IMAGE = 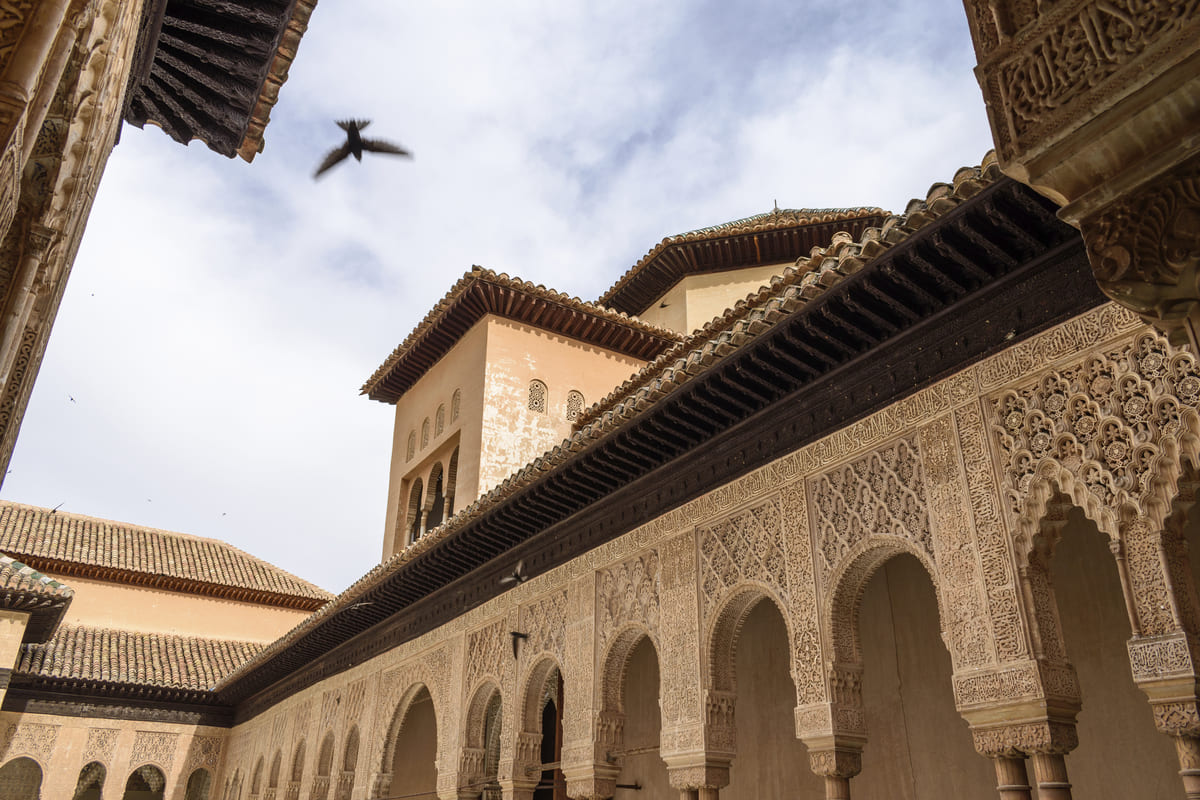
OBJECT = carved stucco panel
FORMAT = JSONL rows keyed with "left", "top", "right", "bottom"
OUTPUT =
{"left": 780, "top": 478, "right": 822, "bottom": 707}
{"left": 82, "top": 727, "right": 119, "bottom": 764}
{"left": 1, "top": 722, "right": 58, "bottom": 763}
{"left": 658, "top": 530, "right": 702, "bottom": 755}
{"left": 130, "top": 731, "right": 178, "bottom": 770}
{"left": 597, "top": 550, "right": 661, "bottom": 654}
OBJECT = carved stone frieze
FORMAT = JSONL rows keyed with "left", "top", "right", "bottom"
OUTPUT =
{"left": 1, "top": 721, "right": 58, "bottom": 761}
{"left": 597, "top": 550, "right": 660, "bottom": 653}
{"left": 807, "top": 747, "right": 862, "bottom": 779}
{"left": 466, "top": 620, "right": 508, "bottom": 691}
{"left": 779, "top": 479, "right": 823, "bottom": 707}
{"left": 82, "top": 726, "right": 119, "bottom": 763}
{"left": 520, "top": 590, "right": 566, "bottom": 660}
{"left": 1153, "top": 700, "right": 1200, "bottom": 736}
{"left": 953, "top": 661, "right": 1080, "bottom": 710}
{"left": 811, "top": 435, "right": 930, "bottom": 582}
{"left": 1129, "top": 632, "right": 1200, "bottom": 683}
{"left": 130, "top": 730, "right": 178, "bottom": 769}
{"left": 698, "top": 497, "right": 786, "bottom": 624}
{"left": 185, "top": 735, "right": 223, "bottom": 772}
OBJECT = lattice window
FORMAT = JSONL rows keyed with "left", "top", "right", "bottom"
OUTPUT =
{"left": 529, "top": 380, "right": 547, "bottom": 413}
{"left": 435, "top": 404, "right": 445, "bottom": 436}
{"left": 406, "top": 431, "right": 416, "bottom": 462}
{"left": 451, "top": 389, "right": 461, "bottom": 421}
{"left": 565, "top": 390, "right": 584, "bottom": 421}
{"left": 421, "top": 418, "right": 430, "bottom": 449}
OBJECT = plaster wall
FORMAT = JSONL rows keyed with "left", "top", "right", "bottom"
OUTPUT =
{"left": 44, "top": 574, "right": 312, "bottom": 643}
{"left": 0, "top": 711, "right": 226, "bottom": 800}
{"left": 383, "top": 320, "right": 489, "bottom": 559}
{"left": 634, "top": 264, "right": 790, "bottom": 334}
{"left": 478, "top": 317, "right": 646, "bottom": 496}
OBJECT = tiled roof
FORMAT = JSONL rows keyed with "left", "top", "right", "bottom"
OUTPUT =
{"left": 220, "top": 152, "right": 1033, "bottom": 699}
{"left": 0, "top": 554, "right": 74, "bottom": 643}
{"left": 362, "top": 267, "right": 684, "bottom": 404}
{"left": 0, "top": 554, "right": 73, "bottom": 601}
{"left": 0, "top": 502, "right": 333, "bottom": 610}
{"left": 577, "top": 163, "right": 996, "bottom": 427}
{"left": 16, "top": 625, "right": 263, "bottom": 691}
{"left": 598, "top": 206, "right": 890, "bottom": 316}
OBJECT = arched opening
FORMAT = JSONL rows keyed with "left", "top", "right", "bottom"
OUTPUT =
{"left": 336, "top": 725, "right": 359, "bottom": 800}
{"left": 482, "top": 691, "right": 502, "bottom": 800}
{"left": 436, "top": 404, "right": 446, "bottom": 436}
{"left": 268, "top": 751, "right": 281, "bottom": 793}
{"left": 406, "top": 430, "right": 416, "bottom": 461}
{"left": 250, "top": 756, "right": 264, "bottom": 798}
{"left": 451, "top": 389, "right": 462, "bottom": 421}
{"left": 854, "top": 553, "right": 993, "bottom": 798}
{"left": 524, "top": 663, "right": 564, "bottom": 800}
{"left": 185, "top": 768, "right": 212, "bottom": 800}
{"left": 421, "top": 418, "right": 431, "bottom": 449}
{"left": 0, "top": 757, "right": 43, "bottom": 800}
{"left": 426, "top": 462, "right": 446, "bottom": 531}
{"left": 611, "top": 635, "right": 670, "bottom": 797}
{"left": 310, "top": 732, "right": 334, "bottom": 800}
{"left": 720, "top": 598, "right": 821, "bottom": 799}
{"left": 289, "top": 739, "right": 306, "bottom": 794}
{"left": 565, "top": 390, "right": 584, "bottom": 421}
{"left": 407, "top": 478, "right": 424, "bottom": 543}
{"left": 388, "top": 685, "right": 439, "bottom": 800}
{"left": 1045, "top": 506, "right": 1179, "bottom": 796}
{"left": 123, "top": 764, "right": 166, "bottom": 800}
{"left": 446, "top": 447, "right": 460, "bottom": 517}
{"left": 73, "top": 761, "right": 105, "bottom": 800}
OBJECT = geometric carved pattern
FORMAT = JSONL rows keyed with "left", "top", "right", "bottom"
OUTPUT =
{"left": 83, "top": 727, "right": 120, "bottom": 763}
{"left": 466, "top": 620, "right": 508, "bottom": 690}
{"left": 185, "top": 735, "right": 223, "bottom": 772}
{"left": 1, "top": 722, "right": 58, "bottom": 762}
{"left": 521, "top": 591, "right": 567, "bottom": 660}
{"left": 698, "top": 498, "right": 787, "bottom": 621}
{"left": 810, "top": 435, "right": 930, "bottom": 582}
{"left": 597, "top": 550, "right": 660, "bottom": 652}
{"left": 130, "top": 731, "right": 178, "bottom": 770}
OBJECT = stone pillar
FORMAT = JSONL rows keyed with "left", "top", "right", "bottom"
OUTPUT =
{"left": 0, "top": 223, "right": 54, "bottom": 387}
{"left": 0, "top": 0, "right": 72, "bottom": 110}
{"left": 1175, "top": 735, "right": 1200, "bottom": 800}
{"left": 992, "top": 755, "right": 1033, "bottom": 800}
{"left": 21, "top": 12, "right": 78, "bottom": 164}
{"left": 970, "top": 719, "right": 1077, "bottom": 800}
{"left": 1129, "top": 633, "right": 1200, "bottom": 800}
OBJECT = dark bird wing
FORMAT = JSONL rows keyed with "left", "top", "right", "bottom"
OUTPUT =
{"left": 338, "top": 119, "right": 370, "bottom": 132}
{"left": 314, "top": 142, "right": 352, "bottom": 177}
{"left": 362, "top": 138, "right": 412, "bottom": 158}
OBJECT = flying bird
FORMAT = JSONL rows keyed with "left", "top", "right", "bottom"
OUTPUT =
{"left": 499, "top": 560, "right": 527, "bottom": 586}
{"left": 510, "top": 631, "right": 529, "bottom": 659}
{"left": 313, "top": 119, "right": 411, "bottom": 178}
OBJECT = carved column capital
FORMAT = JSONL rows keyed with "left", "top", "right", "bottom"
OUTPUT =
{"left": 1081, "top": 154, "right": 1200, "bottom": 350}
{"left": 806, "top": 746, "right": 862, "bottom": 780}
{"left": 665, "top": 761, "right": 730, "bottom": 792}
{"left": 971, "top": 719, "right": 1078, "bottom": 759}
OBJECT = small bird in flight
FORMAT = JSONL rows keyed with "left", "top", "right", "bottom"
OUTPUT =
{"left": 314, "top": 119, "right": 411, "bottom": 178}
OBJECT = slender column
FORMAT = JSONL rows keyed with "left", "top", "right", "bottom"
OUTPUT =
{"left": 678, "top": 791, "right": 698, "bottom": 800}
{"left": 1176, "top": 735, "right": 1200, "bottom": 800}
{"left": 992, "top": 756, "right": 1033, "bottom": 800}
{"left": 21, "top": 16, "right": 78, "bottom": 164}
{"left": 1030, "top": 752, "right": 1072, "bottom": 800}
{"left": 0, "top": 0, "right": 72, "bottom": 105}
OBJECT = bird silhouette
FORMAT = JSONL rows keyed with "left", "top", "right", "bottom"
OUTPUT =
{"left": 314, "top": 119, "right": 411, "bottom": 178}
{"left": 499, "top": 560, "right": 528, "bottom": 586}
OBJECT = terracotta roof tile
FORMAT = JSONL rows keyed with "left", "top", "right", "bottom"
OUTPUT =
{"left": 0, "top": 554, "right": 73, "bottom": 601}
{"left": 362, "top": 267, "right": 683, "bottom": 403}
{"left": 0, "top": 502, "right": 333, "bottom": 609}
{"left": 16, "top": 625, "right": 264, "bottom": 691}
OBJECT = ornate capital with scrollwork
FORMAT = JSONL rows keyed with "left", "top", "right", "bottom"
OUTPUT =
{"left": 807, "top": 746, "right": 862, "bottom": 780}
{"left": 971, "top": 719, "right": 1079, "bottom": 759}
{"left": 1081, "top": 155, "right": 1200, "bottom": 348}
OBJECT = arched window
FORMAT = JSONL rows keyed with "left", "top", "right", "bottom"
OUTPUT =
{"left": 74, "top": 761, "right": 106, "bottom": 800}
{"left": 451, "top": 389, "right": 462, "bottom": 421}
{"left": 310, "top": 732, "right": 334, "bottom": 800}
{"left": 126, "top": 765, "right": 166, "bottom": 800}
{"left": 435, "top": 404, "right": 445, "bottom": 436}
{"left": 421, "top": 418, "right": 430, "bottom": 449}
{"left": 336, "top": 727, "right": 359, "bottom": 800}
{"left": 250, "top": 757, "right": 264, "bottom": 797}
{"left": 268, "top": 751, "right": 282, "bottom": 790}
{"left": 528, "top": 380, "right": 547, "bottom": 413}
{"left": 446, "top": 447, "right": 459, "bottom": 518}
{"left": 565, "top": 390, "right": 584, "bottom": 421}
{"left": 290, "top": 739, "right": 306, "bottom": 787}
{"left": 426, "top": 464, "right": 445, "bottom": 531}
{"left": 406, "top": 431, "right": 416, "bottom": 462}
{"left": 185, "top": 768, "right": 212, "bottom": 800}
{"left": 407, "top": 479, "right": 424, "bottom": 543}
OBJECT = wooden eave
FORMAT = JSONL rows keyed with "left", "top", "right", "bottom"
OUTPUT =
{"left": 363, "top": 274, "right": 683, "bottom": 404}
{"left": 601, "top": 213, "right": 890, "bottom": 316}
{"left": 219, "top": 176, "right": 1104, "bottom": 718}
{"left": 3, "top": 675, "right": 235, "bottom": 726}
{"left": 6, "top": 554, "right": 328, "bottom": 612}
{"left": 123, "top": 0, "right": 315, "bottom": 161}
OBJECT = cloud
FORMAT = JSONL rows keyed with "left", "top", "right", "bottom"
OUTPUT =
{"left": 5, "top": 0, "right": 998, "bottom": 593}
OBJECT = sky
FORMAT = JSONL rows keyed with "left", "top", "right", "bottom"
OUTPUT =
{"left": 1, "top": 1, "right": 995, "bottom": 595}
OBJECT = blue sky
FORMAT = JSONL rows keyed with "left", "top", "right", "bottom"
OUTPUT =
{"left": 2, "top": 1, "right": 994, "bottom": 593}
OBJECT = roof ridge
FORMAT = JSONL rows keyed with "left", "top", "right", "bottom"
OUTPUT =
{"left": 361, "top": 266, "right": 684, "bottom": 402}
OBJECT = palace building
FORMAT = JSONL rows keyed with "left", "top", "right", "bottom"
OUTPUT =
{"left": 1, "top": 2, "right": 1200, "bottom": 800}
